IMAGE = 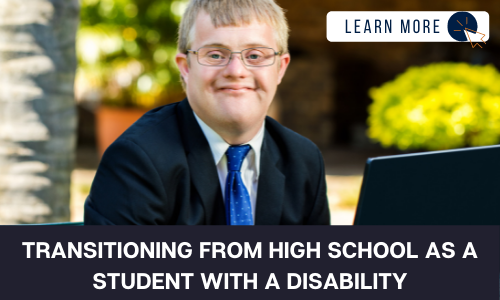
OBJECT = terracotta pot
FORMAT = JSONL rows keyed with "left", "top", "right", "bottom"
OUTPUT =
{"left": 95, "top": 106, "right": 149, "bottom": 157}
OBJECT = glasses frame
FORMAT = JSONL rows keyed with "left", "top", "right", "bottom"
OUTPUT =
{"left": 186, "top": 46, "right": 283, "bottom": 67}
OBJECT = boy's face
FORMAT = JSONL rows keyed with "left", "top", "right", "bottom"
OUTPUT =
{"left": 176, "top": 12, "right": 290, "bottom": 134}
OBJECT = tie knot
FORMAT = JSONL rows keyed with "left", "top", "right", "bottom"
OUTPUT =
{"left": 226, "top": 145, "right": 251, "bottom": 171}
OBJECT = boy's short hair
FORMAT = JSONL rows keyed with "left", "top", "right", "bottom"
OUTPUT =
{"left": 178, "top": 0, "right": 289, "bottom": 54}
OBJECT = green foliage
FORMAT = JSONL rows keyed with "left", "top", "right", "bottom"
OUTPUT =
{"left": 77, "top": 0, "right": 188, "bottom": 108}
{"left": 367, "top": 63, "right": 500, "bottom": 150}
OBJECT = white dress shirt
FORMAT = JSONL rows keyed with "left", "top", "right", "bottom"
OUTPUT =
{"left": 193, "top": 112, "right": 265, "bottom": 222}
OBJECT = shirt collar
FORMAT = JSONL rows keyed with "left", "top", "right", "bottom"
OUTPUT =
{"left": 193, "top": 112, "right": 265, "bottom": 175}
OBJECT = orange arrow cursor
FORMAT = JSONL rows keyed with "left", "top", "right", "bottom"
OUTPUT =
{"left": 464, "top": 28, "right": 486, "bottom": 48}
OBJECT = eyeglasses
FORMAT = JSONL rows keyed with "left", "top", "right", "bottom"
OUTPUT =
{"left": 186, "top": 46, "right": 282, "bottom": 67}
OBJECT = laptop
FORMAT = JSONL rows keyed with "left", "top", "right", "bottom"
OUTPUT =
{"left": 353, "top": 145, "right": 500, "bottom": 225}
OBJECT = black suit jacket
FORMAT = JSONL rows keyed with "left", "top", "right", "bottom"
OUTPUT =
{"left": 84, "top": 99, "right": 330, "bottom": 225}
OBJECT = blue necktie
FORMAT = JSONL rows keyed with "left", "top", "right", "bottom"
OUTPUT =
{"left": 225, "top": 145, "right": 253, "bottom": 225}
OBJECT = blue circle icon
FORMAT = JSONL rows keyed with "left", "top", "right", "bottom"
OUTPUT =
{"left": 448, "top": 12, "right": 478, "bottom": 41}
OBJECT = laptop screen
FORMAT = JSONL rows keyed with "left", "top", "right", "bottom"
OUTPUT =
{"left": 354, "top": 145, "right": 500, "bottom": 225}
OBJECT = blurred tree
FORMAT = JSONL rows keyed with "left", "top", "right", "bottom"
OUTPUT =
{"left": 77, "top": 0, "right": 186, "bottom": 108}
{"left": 368, "top": 63, "right": 500, "bottom": 151}
{"left": 0, "top": 0, "right": 79, "bottom": 224}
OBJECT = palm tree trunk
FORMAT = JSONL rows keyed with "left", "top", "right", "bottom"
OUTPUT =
{"left": 0, "top": 0, "right": 79, "bottom": 224}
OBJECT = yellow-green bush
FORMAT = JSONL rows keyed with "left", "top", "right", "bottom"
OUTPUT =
{"left": 368, "top": 63, "right": 500, "bottom": 150}
{"left": 77, "top": 0, "right": 188, "bottom": 108}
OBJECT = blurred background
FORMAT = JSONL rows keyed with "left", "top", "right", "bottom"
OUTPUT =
{"left": 1, "top": 0, "right": 500, "bottom": 224}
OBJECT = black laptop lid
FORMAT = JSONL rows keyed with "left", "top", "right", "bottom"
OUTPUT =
{"left": 354, "top": 145, "right": 500, "bottom": 225}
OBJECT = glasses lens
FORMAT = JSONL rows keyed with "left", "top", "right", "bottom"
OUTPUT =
{"left": 242, "top": 48, "right": 275, "bottom": 66}
{"left": 198, "top": 47, "right": 230, "bottom": 65}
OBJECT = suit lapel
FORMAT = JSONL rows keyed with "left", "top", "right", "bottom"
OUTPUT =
{"left": 177, "top": 99, "right": 226, "bottom": 225}
{"left": 255, "top": 129, "right": 285, "bottom": 225}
